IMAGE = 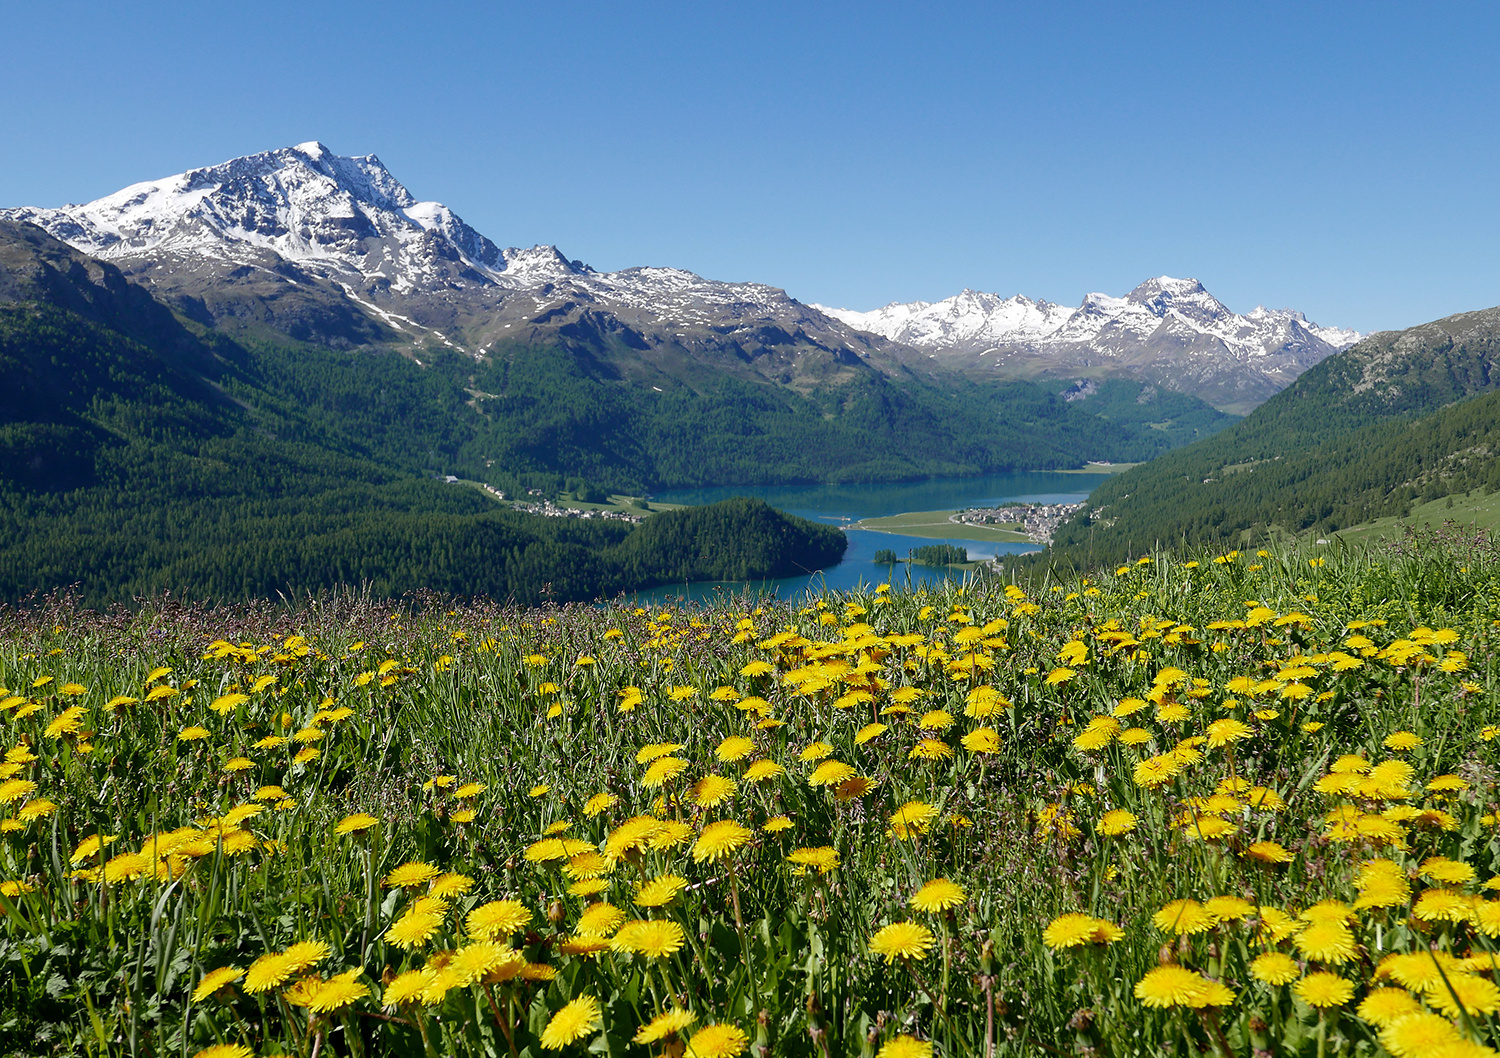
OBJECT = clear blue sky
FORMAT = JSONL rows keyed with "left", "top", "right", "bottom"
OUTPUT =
{"left": 4, "top": 1, "right": 1497, "bottom": 333}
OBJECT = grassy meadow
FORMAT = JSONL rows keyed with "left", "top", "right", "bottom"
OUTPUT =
{"left": 3, "top": 523, "right": 1500, "bottom": 1057}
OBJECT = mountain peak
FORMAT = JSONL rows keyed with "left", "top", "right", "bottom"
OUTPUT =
{"left": 2, "top": 142, "right": 514, "bottom": 294}
{"left": 1127, "top": 275, "right": 1206, "bottom": 301}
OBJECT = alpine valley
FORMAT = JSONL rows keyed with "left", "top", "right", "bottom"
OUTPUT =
{"left": 0, "top": 142, "right": 1362, "bottom": 603}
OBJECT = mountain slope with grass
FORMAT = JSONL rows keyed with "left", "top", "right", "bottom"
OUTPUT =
{"left": 1042, "top": 304, "right": 1500, "bottom": 566}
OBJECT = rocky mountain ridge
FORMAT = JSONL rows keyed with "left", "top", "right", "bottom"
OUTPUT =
{"left": 818, "top": 277, "right": 1361, "bottom": 414}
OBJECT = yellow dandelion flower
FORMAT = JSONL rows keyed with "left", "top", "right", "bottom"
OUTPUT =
{"left": 888, "top": 800, "right": 936, "bottom": 839}
{"left": 910, "top": 878, "right": 965, "bottom": 913}
{"left": 686, "top": 1023, "right": 749, "bottom": 1058}
{"left": 1042, "top": 913, "right": 1123, "bottom": 949}
{"left": 690, "top": 775, "right": 737, "bottom": 807}
{"left": 277, "top": 941, "right": 329, "bottom": 975}
{"left": 192, "top": 966, "right": 246, "bottom": 1001}
{"left": 1412, "top": 888, "right": 1474, "bottom": 924}
{"left": 1249, "top": 951, "right": 1300, "bottom": 985}
{"left": 1205, "top": 718, "right": 1252, "bottom": 747}
{"left": 1379, "top": 1011, "right": 1463, "bottom": 1056}
{"left": 1420, "top": 856, "right": 1476, "bottom": 886}
{"left": 1133, "top": 965, "right": 1217, "bottom": 1008}
{"left": 1424, "top": 973, "right": 1500, "bottom": 1017}
{"left": 1293, "top": 921, "right": 1356, "bottom": 964}
{"left": 716, "top": 736, "right": 755, "bottom": 761}
{"left": 384, "top": 861, "right": 441, "bottom": 889}
{"left": 691, "top": 820, "right": 753, "bottom": 863}
{"left": 1384, "top": 730, "right": 1423, "bottom": 751}
{"left": 1294, "top": 971, "right": 1354, "bottom": 1009}
{"left": 190, "top": 1045, "right": 254, "bottom": 1058}
{"left": 1152, "top": 899, "right": 1216, "bottom": 936}
{"left": 430, "top": 873, "right": 474, "bottom": 899}
{"left": 743, "top": 759, "right": 786, "bottom": 783}
{"left": 386, "top": 913, "right": 443, "bottom": 950}
{"left": 642, "top": 757, "right": 689, "bottom": 788}
{"left": 808, "top": 760, "right": 857, "bottom": 786}
{"left": 877, "top": 1037, "right": 932, "bottom": 1058}
{"left": 635, "top": 874, "right": 689, "bottom": 907}
{"left": 305, "top": 970, "right": 370, "bottom": 1013}
{"left": 576, "top": 902, "right": 625, "bottom": 936}
{"left": 380, "top": 969, "right": 427, "bottom": 1008}
{"left": 798, "top": 741, "right": 834, "bottom": 763}
{"left": 1356, "top": 987, "right": 1422, "bottom": 1027}
{"left": 244, "top": 952, "right": 299, "bottom": 994}
{"left": 1203, "top": 895, "right": 1255, "bottom": 922}
{"left": 869, "top": 921, "right": 935, "bottom": 962}
{"left": 540, "top": 995, "right": 602, "bottom": 1050}
{"left": 634, "top": 1008, "right": 697, "bottom": 1044}
{"left": 961, "top": 727, "right": 1000, "bottom": 753}
{"left": 908, "top": 739, "right": 953, "bottom": 761}
{"left": 612, "top": 919, "right": 686, "bottom": 958}
{"left": 465, "top": 900, "right": 531, "bottom": 940}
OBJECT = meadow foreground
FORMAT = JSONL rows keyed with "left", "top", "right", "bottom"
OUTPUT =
{"left": 2, "top": 527, "right": 1500, "bottom": 1057}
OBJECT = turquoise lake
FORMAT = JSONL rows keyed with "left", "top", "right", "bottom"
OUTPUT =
{"left": 634, "top": 469, "right": 1114, "bottom": 603}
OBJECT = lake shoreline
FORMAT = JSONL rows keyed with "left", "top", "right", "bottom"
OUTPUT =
{"left": 638, "top": 468, "right": 1119, "bottom": 602}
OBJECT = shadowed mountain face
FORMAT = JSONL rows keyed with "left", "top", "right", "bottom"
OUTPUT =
{"left": 2, "top": 143, "right": 913, "bottom": 390}
{"left": 819, "top": 277, "right": 1362, "bottom": 415}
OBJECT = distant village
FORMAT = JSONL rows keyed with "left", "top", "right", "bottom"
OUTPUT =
{"left": 955, "top": 501, "right": 1086, "bottom": 544}
{"left": 443, "top": 477, "right": 647, "bottom": 524}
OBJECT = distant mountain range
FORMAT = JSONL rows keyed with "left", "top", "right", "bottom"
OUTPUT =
{"left": 4, "top": 142, "right": 1358, "bottom": 411}
{"left": 818, "top": 280, "right": 1361, "bottom": 415}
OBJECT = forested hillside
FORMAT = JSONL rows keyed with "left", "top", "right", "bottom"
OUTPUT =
{"left": 1044, "top": 305, "right": 1500, "bottom": 566}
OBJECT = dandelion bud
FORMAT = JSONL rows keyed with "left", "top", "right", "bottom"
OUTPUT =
{"left": 1159, "top": 944, "right": 1177, "bottom": 965}
{"left": 547, "top": 899, "right": 565, "bottom": 926}
{"left": 1176, "top": 934, "right": 1192, "bottom": 960}
{"left": 1249, "top": 1016, "right": 1270, "bottom": 1053}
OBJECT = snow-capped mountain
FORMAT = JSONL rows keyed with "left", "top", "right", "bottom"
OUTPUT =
{"left": 819, "top": 277, "right": 1361, "bottom": 412}
{"left": 3, "top": 143, "right": 1359, "bottom": 410}
{"left": 3, "top": 143, "right": 900, "bottom": 380}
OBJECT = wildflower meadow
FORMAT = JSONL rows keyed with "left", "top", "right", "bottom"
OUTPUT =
{"left": 4, "top": 527, "right": 1500, "bottom": 1057}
